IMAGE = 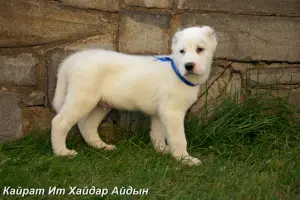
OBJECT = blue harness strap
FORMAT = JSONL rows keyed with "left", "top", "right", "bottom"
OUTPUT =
{"left": 152, "top": 56, "right": 199, "bottom": 87}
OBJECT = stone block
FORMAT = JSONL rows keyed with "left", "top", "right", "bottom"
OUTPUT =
{"left": 22, "top": 107, "right": 55, "bottom": 134}
{"left": 197, "top": 60, "right": 231, "bottom": 98}
{"left": 62, "top": 0, "right": 120, "bottom": 11}
{"left": 263, "top": 63, "right": 300, "bottom": 69}
{"left": 65, "top": 34, "right": 117, "bottom": 51}
{"left": 171, "top": 14, "right": 300, "bottom": 62}
{"left": 119, "top": 111, "right": 150, "bottom": 133}
{"left": 98, "top": 121, "right": 117, "bottom": 143}
{"left": 0, "top": 0, "right": 118, "bottom": 47}
{"left": 190, "top": 69, "right": 242, "bottom": 117}
{"left": 46, "top": 49, "right": 74, "bottom": 105}
{"left": 0, "top": 91, "right": 53, "bottom": 143}
{"left": 0, "top": 92, "right": 22, "bottom": 142}
{"left": 124, "top": 0, "right": 173, "bottom": 9}
{"left": 0, "top": 86, "right": 45, "bottom": 106}
{"left": 247, "top": 68, "right": 300, "bottom": 87}
{"left": 177, "top": 0, "right": 300, "bottom": 16}
{"left": 21, "top": 90, "right": 45, "bottom": 106}
{"left": 231, "top": 63, "right": 254, "bottom": 74}
{"left": 119, "top": 12, "right": 170, "bottom": 54}
{"left": 0, "top": 53, "right": 38, "bottom": 85}
{"left": 250, "top": 88, "right": 300, "bottom": 107}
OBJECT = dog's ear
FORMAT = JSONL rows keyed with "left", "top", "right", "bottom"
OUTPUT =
{"left": 201, "top": 26, "right": 216, "bottom": 39}
{"left": 201, "top": 26, "right": 217, "bottom": 50}
{"left": 172, "top": 30, "right": 182, "bottom": 52}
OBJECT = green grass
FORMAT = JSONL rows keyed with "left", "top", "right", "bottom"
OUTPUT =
{"left": 0, "top": 94, "right": 300, "bottom": 200}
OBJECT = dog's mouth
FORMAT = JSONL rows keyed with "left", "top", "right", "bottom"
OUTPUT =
{"left": 186, "top": 71, "right": 196, "bottom": 75}
{"left": 184, "top": 71, "right": 201, "bottom": 76}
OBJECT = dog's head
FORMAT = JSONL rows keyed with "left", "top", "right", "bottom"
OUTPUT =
{"left": 171, "top": 26, "right": 217, "bottom": 83}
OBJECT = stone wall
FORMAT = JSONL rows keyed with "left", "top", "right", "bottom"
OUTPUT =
{"left": 0, "top": 0, "right": 299, "bottom": 142}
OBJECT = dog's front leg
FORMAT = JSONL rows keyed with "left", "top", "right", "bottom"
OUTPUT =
{"left": 159, "top": 109, "right": 202, "bottom": 166}
{"left": 150, "top": 116, "right": 169, "bottom": 154}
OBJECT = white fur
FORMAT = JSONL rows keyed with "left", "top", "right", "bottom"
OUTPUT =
{"left": 51, "top": 26, "right": 217, "bottom": 166}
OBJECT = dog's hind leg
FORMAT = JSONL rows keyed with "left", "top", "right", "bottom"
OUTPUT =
{"left": 51, "top": 96, "right": 99, "bottom": 156}
{"left": 78, "top": 107, "right": 116, "bottom": 150}
{"left": 150, "top": 116, "right": 169, "bottom": 154}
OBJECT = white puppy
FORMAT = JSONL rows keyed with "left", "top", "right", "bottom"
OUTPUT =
{"left": 51, "top": 26, "right": 217, "bottom": 166}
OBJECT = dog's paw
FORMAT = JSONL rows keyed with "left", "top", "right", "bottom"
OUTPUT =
{"left": 153, "top": 145, "right": 169, "bottom": 154}
{"left": 103, "top": 144, "right": 117, "bottom": 150}
{"left": 54, "top": 149, "right": 78, "bottom": 157}
{"left": 91, "top": 142, "right": 116, "bottom": 150}
{"left": 157, "top": 146, "right": 169, "bottom": 155}
{"left": 187, "top": 157, "right": 202, "bottom": 166}
{"left": 178, "top": 156, "right": 202, "bottom": 166}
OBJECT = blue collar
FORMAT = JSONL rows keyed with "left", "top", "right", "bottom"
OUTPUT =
{"left": 152, "top": 56, "right": 199, "bottom": 87}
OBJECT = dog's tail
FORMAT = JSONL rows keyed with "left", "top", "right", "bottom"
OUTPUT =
{"left": 52, "top": 61, "right": 68, "bottom": 113}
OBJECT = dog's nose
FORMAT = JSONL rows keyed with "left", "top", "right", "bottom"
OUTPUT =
{"left": 185, "top": 62, "right": 195, "bottom": 71}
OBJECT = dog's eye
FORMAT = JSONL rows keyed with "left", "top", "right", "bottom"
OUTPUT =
{"left": 196, "top": 47, "right": 204, "bottom": 54}
{"left": 179, "top": 49, "right": 185, "bottom": 54}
